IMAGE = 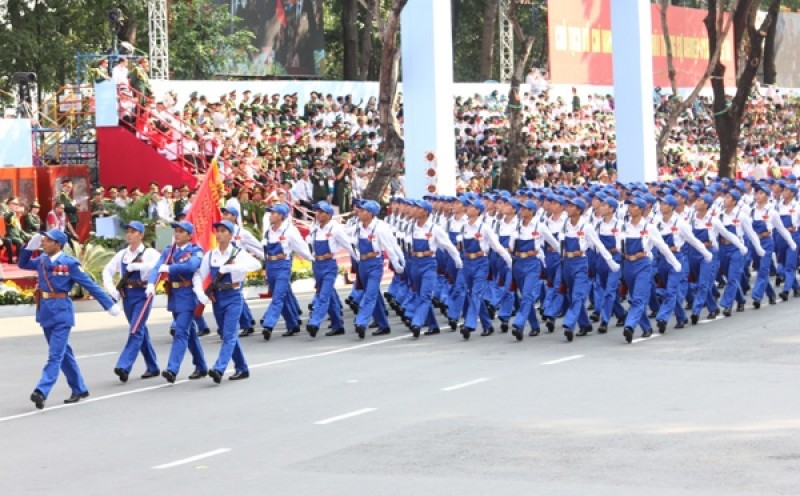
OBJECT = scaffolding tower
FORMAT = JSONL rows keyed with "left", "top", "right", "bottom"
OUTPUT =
{"left": 148, "top": 0, "right": 169, "bottom": 80}
{"left": 498, "top": 0, "right": 514, "bottom": 83}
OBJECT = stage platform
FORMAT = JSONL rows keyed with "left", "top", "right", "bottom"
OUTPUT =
{"left": 0, "top": 263, "right": 38, "bottom": 290}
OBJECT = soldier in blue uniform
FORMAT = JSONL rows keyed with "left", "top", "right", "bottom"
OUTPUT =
{"left": 305, "top": 201, "right": 356, "bottom": 337}
{"left": 194, "top": 220, "right": 260, "bottom": 383}
{"left": 147, "top": 221, "right": 208, "bottom": 383}
{"left": 20, "top": 229, "right": 121, "bottom": 409}
{"left": 102, "top": 221, "right": 162, "bottom": 382}
{"left": 219, "top": 206, "right": 264, "bottom": 337}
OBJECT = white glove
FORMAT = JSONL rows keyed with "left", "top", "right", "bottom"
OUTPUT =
{"left": 454, "top": 258, "right": 463, "bottom": 270}
{"left": 109, "top": 289, "right": 121, "bottom": 301}
{"left": 671, "top": 262, "right": 682, "bottom": 273}
{"left": 26, "top": 233, "right": 42, "bottom": 251}
{"left": 739, "top": 246, "right": 748, "bottom": 257}
{"left": 219, "top": 264, "right": 234, "bottom": 274}
{"left": 107, "top": 303, "right": 122, "bottom": 317}
{"left": 394, "top": 263, "right": 404, "bottom": 275}
{"left": 791, "top": 242, "right": 798, "bottom": 252}
{"left": 608, "top": 260, "right": 620, "bottom": 273}
{"left": 126, "top": 262, "right": 143, "bottom": 271}
{"left": 756, "top": 247, "right": 766, "bottom": 258}
{"left": 197, "top": 293, "right": 210, "bottom": 306}
{"left": 145, "top": 283, "right": 155, "bottom": 297}
{"left": 158, "top": 265, "right": 170, "bottom": 274}
{"left": 703, "top": 251, "right": 713, "bottom": 263}
{"left": 352, "top": 253, "right": 360, "bottom": 263}
{"left": 504, "top": 257, "right": 513, "bottom": 269}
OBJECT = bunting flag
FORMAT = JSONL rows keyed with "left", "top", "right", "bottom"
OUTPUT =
{"left": 275, "top": 0, "right": 287, "bottom": 27}
{"left": 185, "top": 159, "right": 223, "bottom": 252}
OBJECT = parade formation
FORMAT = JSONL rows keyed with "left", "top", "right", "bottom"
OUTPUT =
{"left": 18, "top": 175, "right": 800, "bottom": 410}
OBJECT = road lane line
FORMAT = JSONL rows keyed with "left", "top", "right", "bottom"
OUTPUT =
{"left": 248, "top": 335, "right": 411, "bottom": 370}
{"left": 152, "top": 448, "right": 231, "bottom": 469}
{"left": 314, "top": 408, "right": 376, "bottom": 425}
{"left": 0, "top": 337, "right": 410, "bottom": 424}
{"left": 0, "top": 380, "right": 189, "bottom": 423}
{"left": 441, "top": 378, "right": 490, "bottom": 392}
{"left": 76, "top": 352, "right": 118, "bottom": 359}
{"left": 631, "top": 334, "right": 661, "bottom": 344}
{"left": 542, "top": 355, "right": 584, "bottom": 365}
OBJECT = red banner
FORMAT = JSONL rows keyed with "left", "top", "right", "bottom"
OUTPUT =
{"left": 547, "top": 0, "right": 736, "bottom": 87}
{"left": 185, "top": 160, "right": 222, "bottom": 252}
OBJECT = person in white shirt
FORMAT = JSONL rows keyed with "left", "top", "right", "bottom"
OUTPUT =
{"left": 194, "top": 220, "right": 261, "bottom": 383}
{"left": 456, "top": 198, "right": 512, "bottom": 339}
{"left": 259, "top": 203, "right": 313, "bottom": 339}
{"left": 102, "top": 221, "right": 162, "bottom": 383}
{"left": 351, "top": 200, "right": 405, "bottom": 339}
{"left": 405, "top": 200, "right": 462, "bottom": 338}
{"left": 305, "top": 201, "right": 357, "bottom": 338}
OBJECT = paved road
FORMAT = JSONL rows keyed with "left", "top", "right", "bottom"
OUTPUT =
{"left": 1, "top": 290, "right": 799, "bottom": 495}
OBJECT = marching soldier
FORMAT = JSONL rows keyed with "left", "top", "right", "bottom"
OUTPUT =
{"left": 147, "top": 221, "right": 208, "bottom": 383}
{"left": 20, "top": 229, "right": 121, "bottom": 409}
{"left": 102, "top": 221, "right": 162, "bottom": 382}
{"left": 194, "top": 220, "right": 261, "bottom": 383}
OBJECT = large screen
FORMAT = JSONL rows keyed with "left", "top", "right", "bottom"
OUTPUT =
{"left": 219, "top": 0, "right": 325, "bottom": 77}
{"left": 547, "top": 0, "right": 736, "bottom": 87}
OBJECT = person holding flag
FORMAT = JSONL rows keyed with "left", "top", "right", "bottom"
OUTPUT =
{"left": 218, "top": 206, "right": 264, "bottom": 338}
{"left": 194, "top": 220, "right": 261, "bottom": 383}
{"left": 102, "top": 221, "right": 162, "bottom": 382}
{"left": 147, "top": 221, "right": 208, "bottom": 383}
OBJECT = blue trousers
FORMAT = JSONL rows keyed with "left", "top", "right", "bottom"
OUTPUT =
{"left": 211, "top": 292, "right": 248, "bottom": 374}
{"left": 462, "top": 257, "right": 492, "bottom": 331}
{"left": 656, "top": 251, "right": 688, "bottom": 323}
{"left": 239, "top": 300, "right": 255, "bottom": 329}
{"left": 354, "top": 257, "right": 389, "bottom": 329}
{"left": 410, "top": 258, "right": 439, "bottom": 329}
{"left": 446, "top": 270, "right": 468, "bottom": 321}
{"left": 752, "top": 239, "right": 776, "bottom": 302}
{"left": 261, "top": 259, "right": 300, "bottom": 329}
{"left": 309, "top": 260, "right": 344, "bottom": 329}
{"left": 166, "top": 311, "right": 207, "bottom": 375}
{"left": 623, "top": 257, "right": 653, "bottom": 332}
{"left": 594, "top": 254, "right": 622, "bottom": 324}
{"left": 718, "top": 245, "right": 745, "bottom": 309}
{"left": 561, "top": 257, "right": 591, "bottom": 331}
{"left": 689, "top": 249, "right": 719, "bottom": 315}
{"left": 116, "top": 293, "right": 159, "bottom": 374}
{"left": 511, "top": 258, "right": 542, "bottom": 331}
{"left": 543, "top": 252, "right": 565, "bottom": 319}
{"left": 36, "top": 324, "right": 87, "bottom": 397}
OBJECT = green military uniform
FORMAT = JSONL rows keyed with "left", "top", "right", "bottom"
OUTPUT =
{"left": 88, "top": 65, "right": 109, "bottom": 84}
{"left": 4, "top": 211, "right": 29, "bottom": 242}
{"left": 130, "top": 64, "right": 153, "bottom": 99}
{"left": 333, "top": 164, "right": 353, "bottom": 215}
{"left": 173, "top": 197, "right": 189, "bottom": 220}
{"left": 57, "top": 191, "right": 79, "bottom": 230}
{"left": 90, "top": 197, "right": 109, "bottom": 232}
{"left": 23, "top": 210, "right": 41, "bottom": 235}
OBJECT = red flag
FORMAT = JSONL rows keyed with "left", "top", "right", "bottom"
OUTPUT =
{"left": 275, "top": 0, "right": 287, "bottom": 27}
{"left": 185, "top": 160, "right": 222, "bottom": 252}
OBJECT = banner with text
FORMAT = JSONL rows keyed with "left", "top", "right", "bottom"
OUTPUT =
{"left": 547, "top": 0, "right": 735, "bottom": 88}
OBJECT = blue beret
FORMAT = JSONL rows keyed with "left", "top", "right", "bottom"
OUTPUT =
{"left": 567, "top": 198, "right": 586, "bottom": 211}
{"left": 212, "top": 220, "right": 236, "bottom": 232}
{"left": 626, "top": 197, "right": 647, "bottom": 210}
{"left": 170, "top": 220, "right": 195, "bottom": 235}
{"left": 221, "top": 206, "right": 240, "bottom": 218}
{"left": 313, "top": 201, "right": 335, "bottom": 215}
{"left": 520, "top": 200, "right": 538, "bottom": 212}
{"left": 361, "top": 200, "right": 381, "bottom": 215}
{"left": 123, "top": 221, "right": 145, "bottom": 233}
{"left": 43, "top": 228, "right": 68, "bottom": 246}
{"left": 267, "top": 203, "right": 291, "bottom": 218}
{"left": 662, "top": 195, "right": 679, "bottom": 208}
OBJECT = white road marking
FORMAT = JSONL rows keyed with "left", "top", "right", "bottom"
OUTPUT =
{"left": 440, "top": 378, "right": 490, "bottom": 392}
{"left": 248, "top": 335, "right": 411, "bottom": 370}
{"left": 631, "top": 334, "right": 661, "bottom": 344}
{"left": 152, "top": 448, "right": 231, "bottom": 469}
{"left": 314, "top": 408, "right": 376, "bottom": 425}
{"left": 0, "top": 380, "right": 189, "bottom": 423}
{"left": 76, "top": 351, "right": 118, "bottom": 359}
{"left": 542, "top": 355, "right": 584, "bottom": 365}
{"left": 698, "top": 316, "right": 724, "bottom": 325}
{"left": 0, "top": 336, "right": 410, "bottom": 424}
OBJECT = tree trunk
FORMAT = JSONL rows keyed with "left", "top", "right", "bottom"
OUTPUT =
{"left": 659, "top": 0, "right": 679, "bottom": 97}
{"left": 343, "top": 0, "right": 360, "bottom": 80}
{"left": 479, "top": 0, "right": 499, "bottom": 81}
{"left": 358, "top": 0, "right": 375, "bottom": 81}
{"left": 706, "top": 0, "right": 781, "bottom": 178}
{"left": 763, "top": 9, "right": 778, "bottom": 85}
{"left": 363, "top": 0, "right": 408, "bottom": 200}
{"left": 497, "top": 2, "right": 536, "bottom": 192}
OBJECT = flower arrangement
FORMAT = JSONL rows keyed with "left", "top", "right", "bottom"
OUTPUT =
{"left": 0, "top": 280, "right": 36, "bottom": 305}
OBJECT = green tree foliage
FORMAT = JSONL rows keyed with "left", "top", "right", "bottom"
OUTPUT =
{"left": 168, "top": 1, "right": 256, "bottom": 79}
